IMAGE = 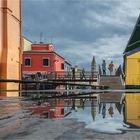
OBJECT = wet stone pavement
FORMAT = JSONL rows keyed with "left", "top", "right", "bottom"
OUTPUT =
{"left": 0, "top": 95, "right": 140, "bottom": 140}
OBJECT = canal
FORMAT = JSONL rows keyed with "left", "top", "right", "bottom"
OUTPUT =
{"left": 0, "top": 92, "right": 140, "bottom": 140}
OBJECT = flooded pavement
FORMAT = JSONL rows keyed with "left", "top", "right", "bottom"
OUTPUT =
{"left": 0, "top": 93, "right": 140, "bottom": 140}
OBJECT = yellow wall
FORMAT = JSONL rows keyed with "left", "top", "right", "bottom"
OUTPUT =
{"left": 0, "top": 0, "right": 22, "bottom": 96}
{"left": 125, "top": 93, "right": 140, "bottom": 127}
{"left": 22, "top": 37, "right": 32, "bottom": 51}
{"left": 125, "top": 51, "right": 140, "bottom": 85}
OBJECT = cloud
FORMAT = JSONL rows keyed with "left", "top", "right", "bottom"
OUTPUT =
{"left": 22, "top": 0, "right": 140, "bottom": 70}
{"left": 55, "top": 34, "right": 129, "bottom": 70}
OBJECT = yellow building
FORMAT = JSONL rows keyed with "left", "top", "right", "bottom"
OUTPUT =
{"left": 22, "top": 37, "right": 32, "bottom": 51}
{"left": 0, "top": 0, "right": 22, "bottom": 96}
{"left": 124, "top": 15, "right": 140, "bottom": 89}
{"left": 124, "top": 93, "right": 140, "bottom": 127}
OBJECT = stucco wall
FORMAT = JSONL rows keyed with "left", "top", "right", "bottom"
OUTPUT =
{"left": 22, "top": 53, "right": 55, "bottom": 72}
{"left": 125, "top": 51, "right": 140, "bottom": 85}
{"left": 22, "top": 38, "right": 32, "bottom": 51}
{"left": 0, "top": 0, "right": 21, "bottom": 96}
{"left": 22, "top": 53, "right": 65, "bottom": 73}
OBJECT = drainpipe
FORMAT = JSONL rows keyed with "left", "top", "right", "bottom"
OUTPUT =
{"left": 19, "top": 0, "right": 22, "bottom": 96}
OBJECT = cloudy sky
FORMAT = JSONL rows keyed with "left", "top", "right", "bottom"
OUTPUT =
{"left": 22, "top": 0, "right": 140, "bottom": 70}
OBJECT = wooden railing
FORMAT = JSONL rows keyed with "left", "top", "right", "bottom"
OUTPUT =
{"left": 23, "top": 71, "right": 98, "bottom": 80}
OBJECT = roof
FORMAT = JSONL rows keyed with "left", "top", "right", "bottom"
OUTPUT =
{"left": 22, "top": 36, "right": 33, "bottom": 43}
{"left": 23, "top": 50, "right": 65, "bottom": 60}
{"left": 124, "top": 47, "right": 140, "bottom": 56}
{"left": 124, "top": 15, "right": 140, "bottom": 54}
{"left": 31, "top": 43, "right": 54, "bottom": 46}
{"left": 65, "top": 60, "right": 72, "bottom": 66}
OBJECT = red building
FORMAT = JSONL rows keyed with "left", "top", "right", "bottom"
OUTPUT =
{"left": 30, "top": 99, "right": 65, "bottom": 118}
{"left": 22, "top": 43, "right": 66, "bottom": 78}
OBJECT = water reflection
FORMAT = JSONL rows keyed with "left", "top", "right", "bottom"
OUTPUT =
{"left": 123, "top": 93, "right": 140, "bottom": 127}
{"left": 1, "top": 92, "right": 140, "bottom": 136}
{"left": 30, "top": 99, "right": 63, "bottom": 118}
{"left": 67, "top": 98, "right": 124, "bottom": 133}
{"left": 101, "top": 103, "right": 106, "bottom": 118}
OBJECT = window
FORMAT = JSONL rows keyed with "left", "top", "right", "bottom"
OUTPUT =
{"left": 61, "top": 109, "right": 64, "bottom": 115}
{"left": 24, "top": 58, "right": 31, "bottom": 66}
{"left": 61, "top": 63, "right": 64, "bottom": 70}
{"left": 43, "top": 58, "right": 49, "bottom": 66}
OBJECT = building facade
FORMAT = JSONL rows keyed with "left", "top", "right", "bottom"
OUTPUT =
{"left": 124, "top": 15, "right": 140, "bottom": 89}
{"left": 22, "top": 37, "right": 32, "bottom": 51}
{"left": 0, "top": 0, "right": 22, "bottom": 96}
{"left": 22, "top": 43, "right": 67, "bottom": 78}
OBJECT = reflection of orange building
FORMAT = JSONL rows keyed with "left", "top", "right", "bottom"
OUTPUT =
{"left": 0, "top": 0, "right": 22, "bottom": 96}
{"left": 30, "top": 99, "right": 65, "bottom": 118}
{"left": 123, "top": 93, "right": 140, "bottom": 127}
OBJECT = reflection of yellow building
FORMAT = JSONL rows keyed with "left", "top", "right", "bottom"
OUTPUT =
{"left": 124, "top": 93, "right": 140, "bottom": 127}
{"left": 124, "top": 15, "right": 140, "bottom": 89}
{"left": 0, "top": 0, "right": 22, "bottom": 96}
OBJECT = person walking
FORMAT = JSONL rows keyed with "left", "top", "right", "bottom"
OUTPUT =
{"left": 81, "top": 68, "right": 86, "bottom": 79}
{"left": 102, "top": 60, "right": 106, "bottom": 75}
{"left": 108, "top": 61, "right": 114, "bottom": 75}
{"left": 72, "top": 67, "right": 75, "bottom": 79}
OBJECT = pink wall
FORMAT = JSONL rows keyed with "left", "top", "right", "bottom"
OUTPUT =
{"left": 22, "top": 53, "right": 65, "bottom": 72}
{"left": 53, "top": 100, "right": 64, "bottom": 118}
{"left": 32, "top": 44, "right": 54, "bottom": 51}
{"left": 22, "top": 53, "right": 55, "bottom": 72}
{"left": 22, "top": 43, "right": 65, "bottom": 74}
{"left": 55, "top": 55, "right": 65, "bottom": 71}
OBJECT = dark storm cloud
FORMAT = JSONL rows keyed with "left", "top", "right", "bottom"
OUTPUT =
{"left": 22, "top": 0, "right": 126, "bottom": 42}
{"left": 22, "top": 0, "right": 140, "bottom": 69}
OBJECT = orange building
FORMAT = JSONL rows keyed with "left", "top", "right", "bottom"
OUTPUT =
{"left": 0, "top": 0, "right": 22, "bottom": 96}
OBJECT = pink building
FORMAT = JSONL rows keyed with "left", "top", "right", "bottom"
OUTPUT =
{"left": 22, "top": 43, "right": 66, "bottom": 78}
{"left": 30, "top": 99, "right": 65, "bottom": 118}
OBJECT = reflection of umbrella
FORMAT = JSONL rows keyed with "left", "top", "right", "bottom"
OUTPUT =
{"left": 115, "top": 103, "right": 122, "bottom": 114}
{"left": 108, "top": 105, "right": 114, "bottom": 117}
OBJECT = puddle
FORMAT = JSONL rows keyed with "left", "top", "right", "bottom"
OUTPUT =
{"left": 0, "top": 93, "right": 140, "bottom": 139}
{"left": 67, "top": 103, "right": 124, "bottom": 134}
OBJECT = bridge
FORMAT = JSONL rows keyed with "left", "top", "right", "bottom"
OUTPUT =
{"left": 99, "top": 75, "right": 124, "bottom": 103}
{"left": 0, "top": 63, "right": 126, "bottom": 98}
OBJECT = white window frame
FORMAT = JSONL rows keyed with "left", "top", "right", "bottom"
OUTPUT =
{"left": 42, "top": 58, "right": 50, "bottom": 67}
{"left": 24, "top": 57, "right": 31, "bottom": 67}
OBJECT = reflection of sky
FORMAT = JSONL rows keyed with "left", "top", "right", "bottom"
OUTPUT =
{"left": 2, "top": 97, "right": 140, "bottom": 136}
{"left": 67, "top": 104, "right": 125, "bottom": 134}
